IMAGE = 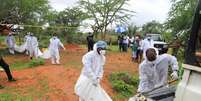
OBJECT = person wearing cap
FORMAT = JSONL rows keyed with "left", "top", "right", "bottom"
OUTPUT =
{"left": 48, "top": 33, "right": 66, "bottom": 64}
{"left": 26, "top": 32, "right": 39, "bottom": 59}
{"left": 86, "top": 32, "right": 94, "bottom": 51}
{"left": 137, "top": 48, "right": 179, "bottom": 93}
{"left": 6, "top": 32, "right": 16, "bottom": 54}
{"left": 75, "top": 41, "right": 112, "bottom": 101}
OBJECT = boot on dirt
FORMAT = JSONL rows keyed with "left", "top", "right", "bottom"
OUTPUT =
{"left": 8, "top": 78, "right": 16, "bottom": 82}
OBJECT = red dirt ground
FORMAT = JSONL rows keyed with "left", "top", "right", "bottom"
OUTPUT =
{"left": 0, "top": 44, "right": 139, "bottom": 101}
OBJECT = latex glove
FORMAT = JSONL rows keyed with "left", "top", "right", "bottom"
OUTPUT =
{"left": 92, "top": 77, "right": 99, "bottom": 87}
{"left": 97, "top": 77, "right": 101, "bottom": 83}
{"left": 171, "top": 71, "right": 178, "bottom": 80}
{"left": 63, "top": 48, "right": 66, "bottom": 51}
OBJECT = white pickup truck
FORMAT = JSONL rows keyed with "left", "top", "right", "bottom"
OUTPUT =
{"left": 148, "top": 34, "right": 168, "bottom": 54}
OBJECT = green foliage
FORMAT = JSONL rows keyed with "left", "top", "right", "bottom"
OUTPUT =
{"left": 0, "top": 36, "right": 5, "bottom": 43}
{"left": 161, "top": 32, "right": 173, "bottom": 43}
{"left": 178, "top": 62, "right": 184, "bottom": 80}
{"left": 141, "top": 20, "right": 163, "bottom": 35}
{"left": 65, "top": 33, "right": 87, "bottom": 44}
{"left": 127, "top": 24, "right": 139, "bottom": 36}
{"left": 0, "top": 0, "right": 50, "bottom": 24}
{"left": 166, "top": 0, "right": 198, "bottom": 34}
{"left": 28, "top": 58, "right": 45, "bottom": 67}
{"left": 109, "top": 72, "right": 139, "bottom": 99}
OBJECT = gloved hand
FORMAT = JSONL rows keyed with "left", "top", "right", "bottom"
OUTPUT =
{"left": 171, "top": 71, "right": 178, "bottom": 80}
{"left": 92, "top": 77, "right": 99, "bottom": 87}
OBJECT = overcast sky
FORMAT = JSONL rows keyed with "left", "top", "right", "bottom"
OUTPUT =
{"left": 49, "top": 0, "right": 172, "bottom": 26}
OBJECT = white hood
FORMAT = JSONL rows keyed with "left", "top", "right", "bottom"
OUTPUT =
{"left": 145, "top": 47, "right": 159, "bottom": 63}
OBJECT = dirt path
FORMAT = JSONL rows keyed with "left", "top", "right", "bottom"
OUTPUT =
{"left": 0, "top": 45, "right": 139, "bottom": 101}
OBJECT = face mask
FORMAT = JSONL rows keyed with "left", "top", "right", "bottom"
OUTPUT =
{"left": 147, "top": 37, "right": 151, "bottom": 40}
{"left": 100, "top": 50, "right": 106, "bottom": 55}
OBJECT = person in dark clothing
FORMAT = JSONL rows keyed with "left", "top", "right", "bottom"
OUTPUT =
{"left": 135, "top": 35, "right": 143, "bottom": 63}
{"left": 0, "top": 25, "right": 16, "bottom": 89}
{"left": 0, "top": 57, "right": 16, "bottom": 82}
{"left": 87, "top": 32, "right": 94, "bottom": 51}
{"left": 118, "top": 35, "right": 123, "bottom": 52}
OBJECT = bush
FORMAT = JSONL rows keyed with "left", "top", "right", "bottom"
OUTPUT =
{"left": 109, "top": 72, "right": 139, "bottom": 98}
{"left": 65, "top": 33, "right": 87, "bottom": 44}
{"left": 28, "top": 58, "right": 45, "bottom": 67}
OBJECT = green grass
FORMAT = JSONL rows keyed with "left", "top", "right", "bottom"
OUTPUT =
{"left": 0, "top": 36, "right": 6, "bottom": 43}
{"left": 79, "top": 44, "right": 87, "bottom": 49}
{"left": 0, "top": 93, "right": 34, "bottom": 101}
{"left": 107, "top": 45, "right": 119, "bottom": 52}
{"left": 0, "top": 76, "right": 50, "bottom": 101}
{"left": 11, "top": 58, "right": 45, "bottom": 70}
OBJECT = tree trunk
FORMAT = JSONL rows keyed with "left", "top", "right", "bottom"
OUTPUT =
{"left": 185, "top": 0, "right": 201, "bottom": 66}
{"left": 103, "top": 26, "right": 107, "bottom": 40}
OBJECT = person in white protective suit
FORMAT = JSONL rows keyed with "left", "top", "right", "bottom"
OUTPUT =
{"left": 24, "top": 32, "right": 31, "bottom": 55}
{"left": 6, "top": 33, "right": 16, "bottom": 54}
{"left": 128, "top": 48, "right": 179, "bottom": 101}
{"left": 26, "top": 33, "right": 39, "bottom": 59}
{"left": 138, "top": 48, "right": 179, "bottom": 92}
{"left": 74, "top": 41, "right": 112, "bottom": 101}
{"left": 48, "top": 33, "right": 66, "bottom": 64}
{"left": 141, "top": 35, "right": 154, "bottom": 59}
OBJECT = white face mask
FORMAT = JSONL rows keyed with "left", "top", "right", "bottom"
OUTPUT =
{"left": 100, "top": 50, "right": 106, "bottom": 55}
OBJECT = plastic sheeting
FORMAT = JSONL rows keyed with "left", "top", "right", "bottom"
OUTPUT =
{"left": 14, "top": 43, "right": 51, "bottom": 59}
{"left": 14, "top": 44, "right": 26, "bottom": 53}
{"left": 39, "top": 49, "right": 51, "bottom": 59}
{"left": 75, "top": 75, "right": 112, "bottom": 101}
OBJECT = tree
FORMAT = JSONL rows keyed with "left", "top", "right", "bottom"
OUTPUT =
{"left": 79, "top": 0, "right": 134, "bottom": 39}
{"left": 165, "top": 0, "right": 199, "bottom": 59}
{"left": 127, "top": 24, "right": 139, "bottom": 36}
{"left": 44, "top": 6, "right": 88, "bottom": 42}
{"left": 0, "top": 0, "right": 50, "bottom": 25}
{"left": 165, "top": 0, "right": 198, "bottom": 36}
{"left": 141, "top": 20, "right": 163, "bottom": 35}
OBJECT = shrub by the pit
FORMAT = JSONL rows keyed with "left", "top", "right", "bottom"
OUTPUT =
{"left": 109, "top": 72, "right": 139, "bottom": 98}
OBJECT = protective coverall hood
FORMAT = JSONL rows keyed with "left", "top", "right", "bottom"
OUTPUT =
{"left": 93, "top": 41, "right": 107, "bottom": 55}
{"left": 144, "top": 47, "right": 159, "bottom": 64}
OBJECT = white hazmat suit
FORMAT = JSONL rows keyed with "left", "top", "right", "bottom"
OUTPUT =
{"left": 74, "top": 41, "right": 112, "bottom": 101}
{"left": 26, "top": 35, "right": 39, "bottom": 58}
{"left": 6, "top": 34, "right": 16, "bottom": 54}
{"left": 128, "top": 49, "right": 179, "bottom": 101}
{"left": 48, "top": 36, "right": 65, "bottom": 64}
{"left": 141, "top": 38, "right": 154, "bottom": 59}
{"left": 24, "top": 34, "right": 31, "bottom": 54}
{"left": 138, "top": 53, "right": 179, "bottom": 93}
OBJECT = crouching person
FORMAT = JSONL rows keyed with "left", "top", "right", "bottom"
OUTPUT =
{"left": 129, "top": 48, "right": 179, "bottom": 101}
{"left": 74, "top": 41, "right": 112, "bottom": 101}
